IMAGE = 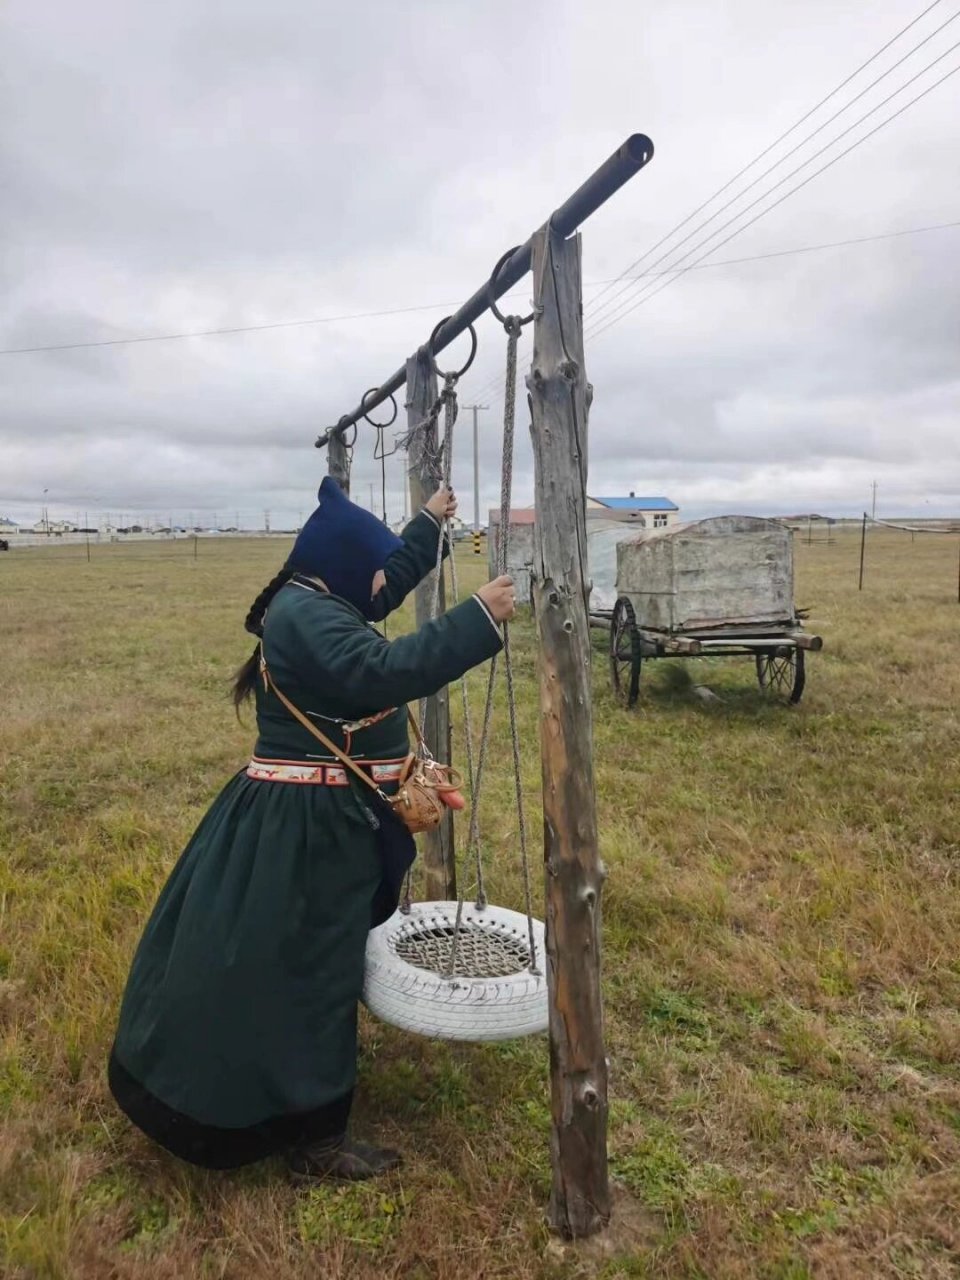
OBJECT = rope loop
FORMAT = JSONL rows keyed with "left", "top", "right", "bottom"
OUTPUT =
{"left": 428, "top": 317, "right": 478, "bottom": 381}
{"left": 487, "top": 247, "right": 536, "bottom": 329}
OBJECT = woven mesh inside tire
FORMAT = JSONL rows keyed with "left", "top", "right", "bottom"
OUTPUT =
{"left": 392, "top": 922, "right": 531, "bottom": 978}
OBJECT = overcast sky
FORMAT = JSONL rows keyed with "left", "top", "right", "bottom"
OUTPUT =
{"left": 1, "top": 0, "right": 958, "bottom": 529}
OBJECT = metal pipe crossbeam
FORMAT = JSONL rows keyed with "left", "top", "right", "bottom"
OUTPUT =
{"left": 316, "top": 132, "right": 654, "bottom": 447}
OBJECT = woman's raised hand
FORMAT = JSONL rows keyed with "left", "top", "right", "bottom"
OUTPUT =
{"left": 477, "top": 575, "right": 516, "bottom": 623}
{"left": 426, "top": 487, "right": 458, "bottom": 522}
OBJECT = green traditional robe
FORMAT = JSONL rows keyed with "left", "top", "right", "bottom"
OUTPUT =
{"left": 109, "top": 512, "right": 502, "bottom": 1167}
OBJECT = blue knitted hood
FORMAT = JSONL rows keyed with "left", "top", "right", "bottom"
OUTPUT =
{"left": 287, "top": 477, "right": 403, "bottom": 620}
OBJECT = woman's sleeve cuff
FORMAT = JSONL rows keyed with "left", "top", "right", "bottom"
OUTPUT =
{"left": 472, "top": 594, "right": 502, "bottom": 637}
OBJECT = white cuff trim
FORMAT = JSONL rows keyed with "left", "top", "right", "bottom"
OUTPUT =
{"left": 472, "top": 594, "right": 503, "bottom": 637}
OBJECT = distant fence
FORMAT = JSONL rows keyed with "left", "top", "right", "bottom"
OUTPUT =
{"left": 0, "top": 532, "right": 296, "bottom": 562}
{"left": 856, "top": 513, "right": 960, "bottom": 603}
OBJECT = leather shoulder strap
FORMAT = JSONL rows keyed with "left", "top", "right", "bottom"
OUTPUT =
{"left": 258, "top": 647, "right": 384, "bottom": 797}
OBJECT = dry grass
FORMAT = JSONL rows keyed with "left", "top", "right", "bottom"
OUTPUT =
{"left": 2, "top": 527, "right": 959, "bottom": 1279}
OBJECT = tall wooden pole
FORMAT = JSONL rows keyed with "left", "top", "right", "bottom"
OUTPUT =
{"left": 328, "top": 430, "right": 351, "bottom": 495}
{"left": 527, "top": 224, "right": 609, "bottom": 1238}
{"left": 404, "top": 349, "right": 456, "bottom": 900}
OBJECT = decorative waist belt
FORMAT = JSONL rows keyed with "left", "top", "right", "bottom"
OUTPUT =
{"left": 246, "top": 755, "right": 406, "bottom": 786}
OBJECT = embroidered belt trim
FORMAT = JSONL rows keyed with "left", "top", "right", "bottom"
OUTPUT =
{"left": 246, "top": 755, "right": 406, "bottom": 786}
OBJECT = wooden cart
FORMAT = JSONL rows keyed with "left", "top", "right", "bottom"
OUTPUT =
{"left": 592, "top": 516, "right": 823, "bottom": 708}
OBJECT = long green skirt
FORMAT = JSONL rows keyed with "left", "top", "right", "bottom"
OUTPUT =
{"left": 109, "top": 770, "right": 410, "bottom": 1168}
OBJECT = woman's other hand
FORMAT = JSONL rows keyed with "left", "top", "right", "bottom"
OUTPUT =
{"left": 477, "top": 575, "right": 516, "bottom": 624}
{"left": 426, "top": 487, "right": 457, "bottom": 522}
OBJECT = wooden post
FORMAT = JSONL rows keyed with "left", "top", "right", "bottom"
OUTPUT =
{"left": 527, "top": 223, "right": 610, "bottom": 1239}
{"left": 328, "top": 430, "right": 351, "bottom": 495}
{"left": 404, "top": 349, "right": 456, "bottom": 900}
{"left": 858, "top": 512, "right": 867, "bottom": 591}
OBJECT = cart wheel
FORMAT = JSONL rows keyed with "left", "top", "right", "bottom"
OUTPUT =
{"left": 756, "top": 647, "right": 806, "bottom": 704}
{"left": 610, "top": 597, "right": 641, "bottom": 708}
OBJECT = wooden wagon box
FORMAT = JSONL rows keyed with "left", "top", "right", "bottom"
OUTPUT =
{"left": 616, "top": 515, "right": 795, "bottom": 633}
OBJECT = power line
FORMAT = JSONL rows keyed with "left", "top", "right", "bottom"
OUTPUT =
{"left": 586, "top": 0, "right": 949, "bottom": 316}
{"left": 604, "top": 219, "right": 960, "bottom": 279}
{"left": 587, "top": 14, "right": 960, "bottom": 331}
{"left": 3, "top": 215, "right": 957, "bottom": 363}
{"left": 0, "top": 295, "right": 513, "bottom": 357}
{"left": 588, "top": 59, "right": 960, "bottom": 343}
{"left": 460, "top": 216, "right": 960, "bottom": 406}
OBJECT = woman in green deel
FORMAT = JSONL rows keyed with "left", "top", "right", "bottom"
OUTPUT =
{"left": 109, "top": 477, "right": 516, "bottom": 1180}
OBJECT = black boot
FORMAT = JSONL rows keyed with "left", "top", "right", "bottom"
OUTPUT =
{"left": 286, "top": 1134, "right": 402, "bottom": 1182}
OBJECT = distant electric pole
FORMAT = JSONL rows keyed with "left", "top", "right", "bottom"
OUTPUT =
{"left": 462, "top": 404, "right": 488, "bottom": 531}
{"left": 264, "top": 509, "right": 271, "bottom": 534}
{"left": 871, "top": 480, "right": 878, "bottom": 520}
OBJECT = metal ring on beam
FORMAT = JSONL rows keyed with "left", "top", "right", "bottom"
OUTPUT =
{"left": 428, "top": 317, "right": 478, "bottom": 381}
{"left": 338, "top": 415, "right": 358, "bottom": 448}
{"left": 488, "top": 247, "right": 536, "bottom": 328}
{"left": 360, "top": 387, "right": 398, "bottom": 429}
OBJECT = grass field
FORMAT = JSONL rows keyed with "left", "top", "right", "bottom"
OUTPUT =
{"left": 2, "top": 528, "right": 959, "bottom": 1279}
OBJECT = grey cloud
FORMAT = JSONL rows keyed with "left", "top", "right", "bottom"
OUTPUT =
{"left": 2, "top": 0, "right": 959, "bottom": 527}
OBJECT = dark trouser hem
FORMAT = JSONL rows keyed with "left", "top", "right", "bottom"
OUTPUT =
{"left": 108, "top": 1047, "right": 353, "bottom": 1170}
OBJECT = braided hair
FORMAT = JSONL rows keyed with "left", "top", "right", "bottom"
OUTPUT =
{"left": 231, "top": 566, "right": 293, "bottom": 710}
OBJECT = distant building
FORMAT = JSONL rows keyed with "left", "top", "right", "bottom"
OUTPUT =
{"left": 32, "top": 519, "right": 77, "bottom": 534}
{"left": 487, "top": 509, "right": 537, "bottom": 602}
{"left": 587, "top": 493, "right": 679, "bottom": 529}
{"left": 0, "top": 516, "right": 19, "bottom": 534}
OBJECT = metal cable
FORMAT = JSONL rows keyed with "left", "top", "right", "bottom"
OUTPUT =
{"left": 585, "top": 0, "right": 950, "bottom": 319}
{"left": 589, "top": 58, "right": 960, "bottom": 343}
{"left": 588, "top": 10, "right": 960, "bottom": 330}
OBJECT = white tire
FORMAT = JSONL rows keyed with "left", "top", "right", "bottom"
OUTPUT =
{"left": 363, "top": 901, "right": 548, "bottom": 1042}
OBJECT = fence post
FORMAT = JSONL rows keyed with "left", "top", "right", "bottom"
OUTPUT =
{"left": 404, "top": 349, "right": 456, "bottom": 900}
{"left": 527, "top": 223, "right": 609, "bottom": 1239}
{"left": 858, "top": 512, "right": 867, "bottom": 591}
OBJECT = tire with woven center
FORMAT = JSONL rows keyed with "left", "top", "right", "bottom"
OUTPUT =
{"left": 363, "top": 901, "right": 548, "bottom": 1041}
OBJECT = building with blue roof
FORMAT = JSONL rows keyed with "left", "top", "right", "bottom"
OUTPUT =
{"left": 587, "top": 492, "right": 679, "bottom": 528}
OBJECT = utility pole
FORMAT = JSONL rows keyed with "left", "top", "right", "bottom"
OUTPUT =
{"left": 462, "top": 404, "right": 489, "bottom": 532}
{"left": 871, "top": 480, "right": 878, "bottom": 520}
{"left": 264, "top": 509, "right": 271, "bottom": 534}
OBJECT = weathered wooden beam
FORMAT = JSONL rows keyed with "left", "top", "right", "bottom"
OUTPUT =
{"left": 791, "top": 633, "right": 823, "bottom": 652}
{"left": 637, "top": 628, "right": 701, "bottom": 655}
{"left": 695, "top": 637, "right": 792, "bottom": 652}
{"left": 327, "top": 428, "right": 351, "bottom": 495}
{"left": 527, "top": 224, "right": 610, "bottom": 1239}
{"left": 404, "top": 349, "right": 456, "bottom": 900}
